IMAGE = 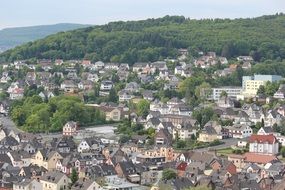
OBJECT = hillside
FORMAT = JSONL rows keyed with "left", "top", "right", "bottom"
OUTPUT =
{"left": 1, "top": 14, "right": 285, "bottom": 63}
{"left": 0, "top": 23, "right": 90, "bottom": 52}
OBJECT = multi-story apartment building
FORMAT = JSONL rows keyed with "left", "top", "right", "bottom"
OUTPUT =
{"left": 242, "top": 75, "right": 282, "bottom": 97}
{"left": 209, "top": 86, "right": 243, "bottom": 100}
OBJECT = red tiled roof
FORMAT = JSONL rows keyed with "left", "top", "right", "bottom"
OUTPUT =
{"left": 244, "top": 152, "right": 277, "bottom": 164}
{"left": 249, "top": 134, "right": 277, "bottom": 144}
{"left": 176, "top": 162, "right": 188, "bottom": 171}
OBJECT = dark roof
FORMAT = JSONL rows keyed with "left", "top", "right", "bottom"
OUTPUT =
{"left": 161, "top": 177, "right": 194, "bottom": 190}
{"left": 117, "top": 161, "right": 137, "bottom": 176}
{"left": 0, "top": 154, "right": 11, "bottom": 164}
{"left": 71, "top": 178, "right": 95, "bottom": 190}
{"left": 41, "top": 171, "right": 67, "bottom": 183}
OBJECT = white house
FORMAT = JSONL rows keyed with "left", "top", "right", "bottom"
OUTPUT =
{"left": 13, "top": 179, "right": 42, "bottom": 190}
{"left": 62, "top": 121, "right": 78, "bottom": 136}
{"left": 94, "top": 61, "right": 105, "bottom": 69}
{"left": 100, "top": 80, "right": 113, "bottom": 91}
{"left": 77, "top": 138, "right": 103, "bottom": 153}
{"left": 227, "top": 124, "right": 252, "bottom": 139}
{"left": 249, "top": 134, "right": 279, "bottom": 155}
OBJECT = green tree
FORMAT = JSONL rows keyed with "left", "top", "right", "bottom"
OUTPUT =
{"left": 136, "top": 99, "right": 150, "bottom": 118}
{"left": 108, "top": 88, "right": 118, "bottom": 103}
{"left": 162, "top": 169, "right": 177, "bottom": 180}
{"left": 70, "top": 168, "right": 78, "bottom": 185}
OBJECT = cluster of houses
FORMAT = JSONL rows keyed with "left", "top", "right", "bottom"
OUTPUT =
{"left": 1, "top": 51, "right": 285, "bottom": 190}
{"left": 0, "top": 116, "right": 285, "bottom": 190}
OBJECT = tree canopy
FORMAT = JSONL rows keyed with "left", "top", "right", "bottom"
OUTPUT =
{"left": 1, "top": 14, "right": 285, "bottom": 63}
{"left": 10, "top": 95, "right": 106, "bottom": 132}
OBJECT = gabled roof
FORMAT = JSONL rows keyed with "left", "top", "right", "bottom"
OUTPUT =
{"left": 117, "top": 161, "right": 137, "bottom": 176}
{"left": 71, "top": 178, "right": 95, "bottom": 190}
{"left": 41, "top": 171, "right": 68, "bottom": 183}
{"left": 244, "top": 152, "right": 277, "bottom": 164}
{"left": 249, "top": 134, "right": 277, "bottom": 144}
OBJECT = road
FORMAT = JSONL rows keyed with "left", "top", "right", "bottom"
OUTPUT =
{"left": 0, "top": 115, "right": 238, "bottom": 150}
{"left": 0, "top": 115, "right": 22, "bottom": 133}
{"left": 0, "top": 115, "right": 119, "bottom": 142}
{"left": 195, "top": 138, "right": 239, "bottom": 152}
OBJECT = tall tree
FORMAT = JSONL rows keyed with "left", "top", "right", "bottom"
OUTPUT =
{"left": 70, "top": 168, "right": 78, "bottom": 185}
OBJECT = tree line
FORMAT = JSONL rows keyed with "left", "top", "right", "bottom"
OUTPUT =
{"left": 1, "top": 14, "right": 285, "bottom": 63}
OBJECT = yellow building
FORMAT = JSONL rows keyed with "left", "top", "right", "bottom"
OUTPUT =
{"left": 243, "top": 80, "right": 266, "bottom": 97}
{"left": 31, "top": 150, "right": 63, "bottom": 171}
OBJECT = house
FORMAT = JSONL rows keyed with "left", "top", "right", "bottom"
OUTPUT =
{"left": 274, "top": 84, "right": 285, "bottom": 99}
{"left": 38, "top": 91, "right": 54, "bottom": 101}
{"left": 9, "top": 88, "right": 24, "bottom": 100}
{"left": 142, "top": 90, "right": 154, "bottom": 101}
{"left": 40, "top": 171, "right": 71, "bottom": 190}
{"left": 237, "top": 56, "right": 253, "bottom": 62}
{"left": 105, "top": 63, "right": 119, "bottom": 70}
{"left": 81, "top": 60, "right": 91, "bottom": 67}
{"left": 98, "top": 106, "right": 124, "bottom": 121}
{"left": 198, "top": 125, "right": 218, "bottom": 142}
{"left": 71, "top": 178, "right": 101, "bottom": 190}
{"left": 62, "top": 121, "right": 78, "bottom": 136}
{"left": 115, "top": 161, "right": 140, "bottom": 183}
{"left": 154, "top": 128, "right": 172, "bottom": 146}
{"left": 100, "top": 80, "right": 113, "bottom": 91}
{"left": 78, "top": 80, "right": 93, "bottom": 90}
{"left": 94, "top": 61, "right": 105, "bottom": 69}
{"left": 18, "top": 165, "right": 47, "bottom": 179}
{"left": 77, "top": 137, "right": 103, "bottom": 153}
{"left": 118, "top": 90, "right": 133, "bottom": 102}
{"left": 228, "top": 154, "right": 246, "bottom": 170}
{"left": 257, "top": 127, "right": 279, "bottom": 136}
{"left": 227, "top": 124, "right": 252, "bottom": 139}
{"left": 145, "top": 117, "right": 161, "bottom": 130}
{"left": 86, "top": 73, "right": 99, "bottom": 82}
{"left": 132, "top": 62, "right": 151, "bottom": 74}
{"left": 50, "top": 137, "right": 76, "bottom": 153}
{"left": 176, "top": 152, "right": 194, "bottom": 164}
{"left": 125, "top": 82, "right": 139, "bottom": 93}
{"left": 31, "top": 150, "right": 63, "bottom": 171}
{"left": 249, "top": 134, "right": 279, "bottom": 155}
{"left": 60, "top": 80, "right": 77, "bottom": 93}
{"left": 13, "top": 179, "right": 42, "bottom": 190}
{"left": 242, "top": 62, "right": 252, "bottom": 70}
{"left": 265, "top": 110, "right": 284, "bottom": 126}
{"left": 173, "top": 121, "right": 197, "bottom": 140}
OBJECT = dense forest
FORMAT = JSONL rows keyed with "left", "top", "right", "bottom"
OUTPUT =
{"left": 0, "top": 23, "right": 89, "bottom": 51}
{"left": 0, "top": 14, "right": 285, "bottom": 63}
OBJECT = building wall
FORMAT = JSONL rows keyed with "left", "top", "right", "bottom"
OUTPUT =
{"left": 249, "top": 143, "right": 279, "bottom": 155}
{"left": 211, "top": 87, "right": 243, "bottom": 100}
{"left": 198, "top": 133, "right": 218, "bottom": 142}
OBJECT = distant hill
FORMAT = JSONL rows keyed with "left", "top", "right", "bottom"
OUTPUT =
{"left": 1, "top": 14, "right": 285, "bottom": 63}
{"left": 0, "top": 23, "right": 90, "bottom": 52}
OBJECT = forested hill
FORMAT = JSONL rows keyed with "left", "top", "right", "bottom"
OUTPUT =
{"left": 1, "top": 14, "right": 285, "bottom": 63}
{"left": 0, "top": 23, "right": 90, "bottom": 52}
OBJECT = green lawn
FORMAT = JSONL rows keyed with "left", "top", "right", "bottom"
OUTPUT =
{"left": 216, "top": 147, "right": 233, "bottom": 156}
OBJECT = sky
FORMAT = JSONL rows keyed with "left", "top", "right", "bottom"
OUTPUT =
{"left": 0, "top": 0, "right": 284, "bottom": 29}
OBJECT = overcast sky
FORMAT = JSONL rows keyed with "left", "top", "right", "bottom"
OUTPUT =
{"left": 0, "top": 0, "right": 284, "bottom": 29}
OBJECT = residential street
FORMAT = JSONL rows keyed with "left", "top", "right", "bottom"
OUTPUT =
{"left": 196, "top": 138, "right": 239, "bottom": 152}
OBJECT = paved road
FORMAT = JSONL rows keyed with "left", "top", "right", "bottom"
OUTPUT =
{"left": 0, "top": 115, "right": 22, "bottom": 133}
{"left": 195, "top": 138, "right": 239, "bottom": 152}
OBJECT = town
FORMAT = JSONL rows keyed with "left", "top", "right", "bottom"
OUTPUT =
{"left": 0, "top": 48, "right": 285, "bottom": 190}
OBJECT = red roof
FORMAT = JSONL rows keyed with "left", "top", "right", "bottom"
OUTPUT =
{"left": 176, "top": 162, "right": 188, "bottom": 171}
{"left": 249, "top": 134, "right": 277, "bottom": 144}
{"left": 244, "top": 152, "right": 277, "bottom": 164}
